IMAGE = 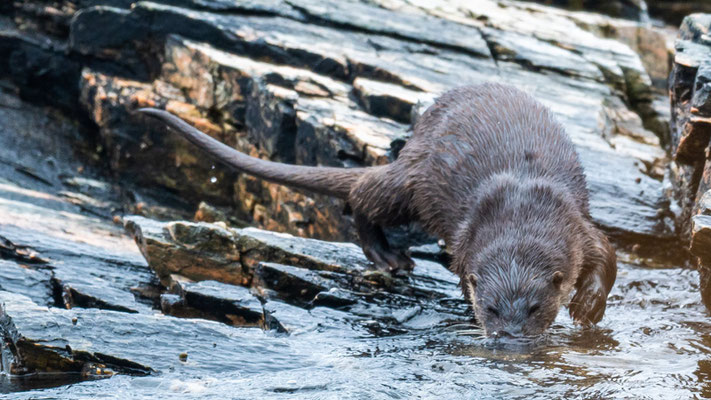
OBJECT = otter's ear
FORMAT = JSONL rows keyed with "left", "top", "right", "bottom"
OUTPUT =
{"left": 552, "top": 271, "right": 564, "bottom": 288}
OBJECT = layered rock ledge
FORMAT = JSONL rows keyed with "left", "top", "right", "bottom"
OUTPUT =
{"left": 3, "top": 0, "right": 676, "bottom": 249}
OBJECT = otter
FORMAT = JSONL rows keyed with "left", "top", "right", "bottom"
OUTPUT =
{"left": 138, "top": 83, "right": 617, "bottom": 337}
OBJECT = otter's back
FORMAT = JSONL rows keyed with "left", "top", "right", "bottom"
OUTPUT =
{"left": 399, "top": 84, "right": 588, "bottom": 239}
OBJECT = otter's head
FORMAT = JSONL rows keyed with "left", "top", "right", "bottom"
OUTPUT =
{"left": 461, "top": 238, "right": 577, "bottom": 338}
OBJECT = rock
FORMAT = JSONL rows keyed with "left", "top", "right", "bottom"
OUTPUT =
{"left": 670, "top": 45, "right": 711, "bottom": 164}
{"left": 691, "top": 215, "right": 711, "bottom": 262}
{"left": 667, "top": 14, "right": 711, "bottom": 310}
{"left": 238, "top": 227, "right": 369, "bottom": 273}
{"left": 254, "top": 261, "right": 347, "bottom": 305}
{"left": 81, "top": 33, "right": 410, "bottom": 241}
{"left": 0, "top": 260, "right": 53, "bottom": 306}
{"left": 124, "top": 217, "right": 246, "bottom": 287}
{"left": 698, "top": 190, "right": 711, "bottom": 215}
{"left": 408, "top": 258, "right": 462, "bottom": 301}
{"left": 123, "top": 216, "right": 370, "bottom": 289}
{"left": 123, "top": 212, "right": 462, "bottom": 336}
{"left": 285, "top": 0, "right": 491, "bottom": 58}
{"left": 0, "top": 30, "right": 81, "bottom": 113}
{"left": 293, "top": 96, "right": 408, "bottom": 167}
{"left": 385, "top": 0, "right": 652, "bottom": 99}
{"left": 312, "top": 288, "right": 358, "bottom": 308}
{"left": 0, "top": 234, "right": 49, "bottom": 265}
{"left": 79, "top": 69, "right": 240, "bottom": 208}
{"left": 481, "top": 27, "right": 603, "bottom": 81}
{"left": 0, "top": 290, "right": 290, "bottom": 376}
{"left": 691, "top": 156, "right": 711, "bottom": 308}
{"left": 51, "top": 267, "right": 150, "bottom": 314}
{"left": 262, "top": 299, "right": 316, "bottom": 334}
{"left": 158, "top": 293, "right": 185, "bottom": 316}
{"left": 193, "top": 201, "right": 248, "bottom": 227}
{"left": 670, "top": 39, "right": 711, "bottom": 155}
{"left": 352, "top": 77, "right": 433, "bottom": 124}
{"left": 572, "top": 13, "right": 673, "bottom": 91}
{"left": 193, "top": 201, "right": 229, "bottom": 224}
{"left": 694, "top": 158, "right": 711, "bottom": 217}
{"left": 668, "top": 18, "right": 711, "bottom": 241}
{"left": 691, "top": 214, "right": 711, "bottom": 307}
{"left": 408, "top": 242, "right": 451, "bottom": 266}
{"left": 525, "top": 0, "right": 648, "bottom": 20}
{"left": 245, "top": 80, "right": 299, "bottom": 163}
{"left": 174, "top": 279, "right": 264, "bottom": 327}
{"left": 0, "top": 221, "right": 155, "bottom": 314}
{"left": 126, "top": 213, "right": 465, "bottom": 326}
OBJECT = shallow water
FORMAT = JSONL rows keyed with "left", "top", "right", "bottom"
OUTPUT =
{"left": 4, "top": 261, "right": 710, "bottom": 400}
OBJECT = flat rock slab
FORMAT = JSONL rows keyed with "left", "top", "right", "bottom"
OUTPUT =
{"left": 284, "top": 0, "right": 491, "bottom": 58}
{"left": 52, "top": 267, "right": 152, "bottom": 314}
{"left": 0, "top": 291, "right": 295, "bottom": 376}
{"left": 0, "top": 260, "right": 52, "bottom": 307}
{"left": 481, "top": 27, "right": 603, "bottom": 81}
{"left": 262, "top": 299, "right": 319, "bottom": 334}
{"left": 176, "top": 279, "right": 265, "bottom": 326}
{"left": 352, "top": 76, "right": 434, "bottom": 124}
{"left": 240, "top": 227, "right": 369, "bottom": 273}
{"left": 254, "top": 261, "right": 349, "bottom": 305}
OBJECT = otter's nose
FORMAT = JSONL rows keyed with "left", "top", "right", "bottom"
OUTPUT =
{"left": 492, "top": 326, "right": 523, "bottom": 339}
{"left": 491, "top": 330, "right": 512, "bottom": 339}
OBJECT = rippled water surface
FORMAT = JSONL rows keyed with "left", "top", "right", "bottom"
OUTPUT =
{"left": 4, "top": 261, "right": 711, "bottom": 400}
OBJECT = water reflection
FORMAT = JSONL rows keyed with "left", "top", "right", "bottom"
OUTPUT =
{"left": 0, "top": 373, "right": 89, "bottom": 394}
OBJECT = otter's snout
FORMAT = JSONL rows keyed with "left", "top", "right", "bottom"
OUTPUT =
{"left": 491, "top": 325, "right": 524, "bottom": 339}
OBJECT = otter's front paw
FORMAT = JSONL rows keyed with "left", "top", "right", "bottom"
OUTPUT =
{"left": 569, "top": 276, "right": 608, "bottom": 325}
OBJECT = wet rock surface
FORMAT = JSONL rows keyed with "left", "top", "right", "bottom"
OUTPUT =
{"left": 1, "top": 0, "right": 711, "bottom": 398}
{"left": 6, "top": 213, "right": 711, "bottom": 398}
{"left": 0, "top": 290, "right": 284, "bottom": 376}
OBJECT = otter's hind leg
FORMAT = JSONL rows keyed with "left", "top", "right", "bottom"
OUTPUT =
{"left": 355, "top": 214, "right": 414, "bottom": 272}
{"left": 350, "top": 166, "right": 414, "bottom": 272}
{"left": 569, "top": 225, "right": 617, "bottom": 325}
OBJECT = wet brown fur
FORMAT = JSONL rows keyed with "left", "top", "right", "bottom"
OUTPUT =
{"left": 139, "top": 83, "right": 617, "bottom": 335}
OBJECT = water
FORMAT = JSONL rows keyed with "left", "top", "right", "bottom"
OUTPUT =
{"left": 4, "top": 260, "right": 710, "bottom": 400}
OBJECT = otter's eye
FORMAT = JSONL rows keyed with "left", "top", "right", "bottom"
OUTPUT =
{"left": 528, "top": 304, "right": 540, "bottom": 317}
{"left": 486, "top": 307, "right": 499, "bottom": 317}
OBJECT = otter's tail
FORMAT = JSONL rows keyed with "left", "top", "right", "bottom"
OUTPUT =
{"left": 138, "top": 108, "right": 365, "bottom": 199}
